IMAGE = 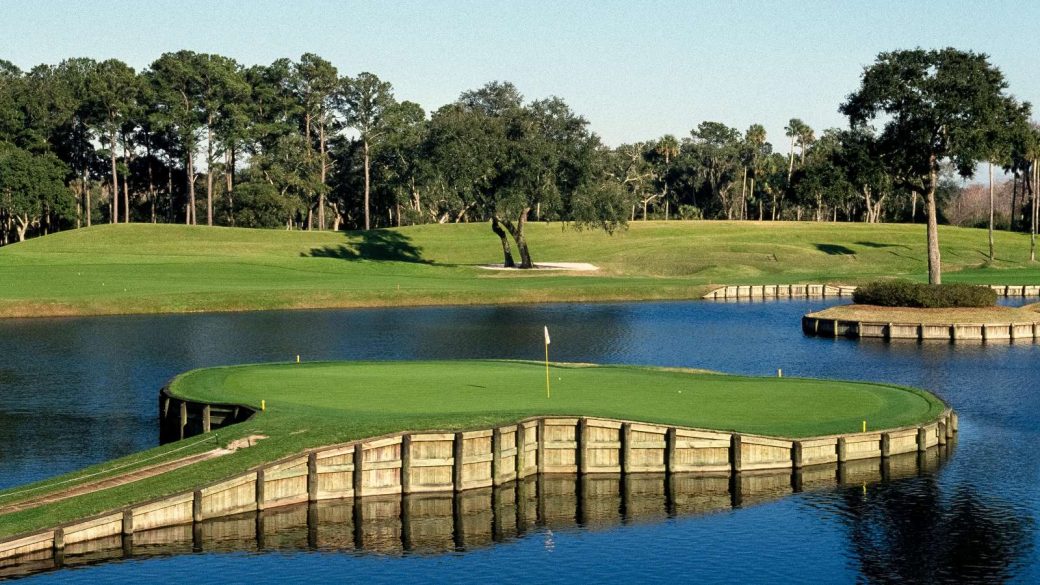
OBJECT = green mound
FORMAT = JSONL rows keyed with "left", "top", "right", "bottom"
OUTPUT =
{"left": 1, "top": 221, "right": 1039, "bottom": 317}
{"left": 170, "top": 360, "right": 944, "bottom": 439}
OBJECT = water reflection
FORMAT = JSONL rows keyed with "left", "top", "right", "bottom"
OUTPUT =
{"left": 806, "top": 475, "right": 1035, "bottom": 584}
{"left": 0, "top": 446, "right": 953, "bottom": 580}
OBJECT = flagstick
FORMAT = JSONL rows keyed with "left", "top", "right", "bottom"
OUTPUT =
{"left": 545, "top": 341, "right": 551, "bottom": 399}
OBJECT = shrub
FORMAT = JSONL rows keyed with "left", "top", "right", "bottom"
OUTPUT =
{"left": 852, "top": 280, "right": 996, "bottom": 308}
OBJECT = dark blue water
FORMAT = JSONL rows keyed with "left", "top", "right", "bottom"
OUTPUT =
{"left": 1, "top": 299, "right": 1038, "bottom": 583}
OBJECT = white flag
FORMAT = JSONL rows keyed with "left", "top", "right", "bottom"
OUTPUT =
{"left": 544, "top": 326, "right": 551, "bottom": 345}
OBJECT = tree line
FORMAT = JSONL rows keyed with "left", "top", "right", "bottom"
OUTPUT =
{"left": 1, "top": 48, "right": 1037, "bottom": 276}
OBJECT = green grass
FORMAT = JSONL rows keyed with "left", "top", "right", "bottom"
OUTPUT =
{"left": 0, "top": 359, "right": 945, "bottom": 539}
{"left": 1, "top": 221, "right": 1039, "bottom": 317}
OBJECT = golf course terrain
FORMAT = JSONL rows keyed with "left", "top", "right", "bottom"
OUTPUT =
{"left": 0, "top": 360, "right": 946, "bottom": 538}
{"left": 2, "top": 221, "right": 1040, "bottom": 317}
{"left": 807, "top": 303, "right": 1040, "bottom": 325}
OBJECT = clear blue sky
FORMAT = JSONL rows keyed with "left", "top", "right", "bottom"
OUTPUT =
{"left": 2, "top": 0, "right": 1037, "bottom": 151}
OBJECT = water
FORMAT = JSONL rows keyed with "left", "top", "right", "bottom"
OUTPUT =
{"left": 1, "top": 298, "right": 1038, "bottom": 583}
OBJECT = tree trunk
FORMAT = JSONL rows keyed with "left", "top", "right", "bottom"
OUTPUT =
{"left": 1011, "top": 173, "right": 1018, "bottom": 232}
{"left": 187, "top": 151, "right": 196, "bottom": 225}
{"left": 1027, "top": 159, "right": 1035, "bottom": 259}
{"left": 226, "top": 148, "right": 234, "bottom": 225}
{"left": 988, "top": 162, "right": 995, "bottom": 262}
{"left": 910, "top": 191, "right": 918, "bottom": 223}
{"left": 926, "top": 157, "right": 942, "bottom": 284}
{"left": 15, "top": 215, "right": 28, "bottom": 242}
{"left": 363, "top": 139, "right": 371, "bottom": 230}
{"left": 147, "top": 139, "right": 156, "bottom": 224}
{"left": 110, "top": 129, "right": 119, "bottom": 224}
{"left": 787, "top": 136, "right": 795, "bottom": 183}
{"left": 502, "top": 209, "right": 533, "bottom": 268}
{"left": 491, "top": 217, "right": 515, "bottom": 267}
{"left": 739, "top": 166, "right": 747, "bottom": 220}
{"left": 84, "top": 170, "right": 92, "bottom": 227}
{"left": 319, "top": 124, "right": 327, "bottom": 230}
{"left": 206, "top": 118, "right": 214, "bottom": 226}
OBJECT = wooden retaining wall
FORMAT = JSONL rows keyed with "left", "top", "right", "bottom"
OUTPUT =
{"left": 0, "top": 446, "right": 955, "bottom": 579}
{"left": 0, "top": 410, "right": 957, "bottom": 565}
{"left": 706, "top": 283, "right": 1040, "bottom": 301}
{"left": 803, "top": 315, "right": 1040, "bottom": 342}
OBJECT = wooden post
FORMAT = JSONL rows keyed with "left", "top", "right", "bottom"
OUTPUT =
{"left": 491, "top": 427, "right": 504, "bottom": 485}
{"left": 937, "top": 422, "right": 947, "bottom": 446}
{"left": 192, "top": 489, "right": 203, "bottom": 522}
{"left": 836, "top": 437, "right": 848, "bottom": 463}
{"left": 122, "top": 510, "right": 133, "bottom": 536}
{"left": 730, "top": 433, "right": 742, "bottom": 473}
{"left": 352, "top": 444, "right": 364, "bottom": 498}
{"left": 576, "top": 418, "right": 588, "bottom": 475}
{"left": 536, "top": 419, "right": 546, "bottom": 475}
{"left": 255, "top": 467, "right": 266, "bottom": 511}
{"left": 621, "top": 423, "right": 633, "bottom": 474}
{"left": 881, "top": 433, "right": 892, "bottom": 458}
{"left": 916, "top": 427, "right": 927, "bottom": 452}
{"left": 791, "top": 441, "right": 803, "bottom": 468}
{"left": 179, "top": 401, "right": 188, "bottom": 440}
{"left": 515, "top": 423, "right": 526, "bottom": 477}
{"left": 453, "top": 432, "right": 464, "bottom": 492}
{"left": 665, "top": 427, "right": 677, "bottom": 473}
{"left": 950, "top": 412, "right": 959, "bottom": 433}
{"left": 52, "top": 528, "right": 64, "bottom": 551}
{"left": 202, "top": 405, "right": 211, "bottom": 433}
{"left": 307, "top": 452, "right": 318, "bottom": 501}
{"left": 401, "top": 435, "right": 412, "bottom": 494}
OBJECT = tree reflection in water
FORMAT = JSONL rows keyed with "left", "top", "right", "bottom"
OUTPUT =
{"left": 810, "top": 474, "right": 1033, "bottom": 584}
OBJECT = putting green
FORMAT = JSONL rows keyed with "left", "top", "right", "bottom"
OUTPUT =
{"left": 170, "top": 360, "right": 944, "bottom": 439}
{"left": 0, "top": 360, "right": 945, "bottom": 538}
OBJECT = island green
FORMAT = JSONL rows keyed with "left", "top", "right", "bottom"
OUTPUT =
{"left": 0, "top": 359, "right": 945, "bottom": 539}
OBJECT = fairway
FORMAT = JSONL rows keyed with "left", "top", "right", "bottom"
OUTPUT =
{"left": 1, "top": 221, "right": 1040, "bottom": 317}
{"left": 0, "top": 360, "right": 945, "bottom": 538}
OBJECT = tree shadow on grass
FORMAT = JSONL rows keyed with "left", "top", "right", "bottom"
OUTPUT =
{"left": 854, "top": 241, "right": 910, "bottom": 250}
{"left": 815, "top": 243, "right": 857, "bottom": 256}
{"left": 305, "top": 230, "right": 430, "bottom": 264}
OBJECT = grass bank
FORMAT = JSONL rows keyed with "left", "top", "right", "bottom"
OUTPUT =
{"left": 0, "top": 360, "right": 945, "bottom": 538}
{"left": 2, "top": 221, "right": 1040, "bottom": 317}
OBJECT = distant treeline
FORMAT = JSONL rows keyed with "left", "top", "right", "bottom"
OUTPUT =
{"left": 1, "top": 50, "right": 1038, "bottom": 257}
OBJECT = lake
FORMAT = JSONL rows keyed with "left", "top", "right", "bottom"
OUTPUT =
{"left": 1, "top": 299, "right": 1037, "bottom": 583}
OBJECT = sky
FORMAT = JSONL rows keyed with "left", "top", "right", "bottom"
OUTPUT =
{"left": 2, "top": 0, "right": 1038, "bottom": 153}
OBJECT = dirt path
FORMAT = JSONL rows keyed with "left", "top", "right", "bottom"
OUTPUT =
{"left": 0, "top": 451, "right": 226, "bottom": 515}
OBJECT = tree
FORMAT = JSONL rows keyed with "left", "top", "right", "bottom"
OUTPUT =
{"left": 88, "top": 59, "right": 137, "bottom": 224}
{"left": 148, "top": 51, "right": 206, "bottom": 225}
{"left": 293, "top": 53, "right": 340, "bottom": 229}
{"left": 841, "top": 48, "right": 1030, "bottom": 284}
{"left": 0, "top": 145, "right": 71, "bottom": 242}
{"left": 339, "top": 72, "right": 395, "bottom": 230}
{"left": 689, "top": 121, "right": 742, "bottom": 219}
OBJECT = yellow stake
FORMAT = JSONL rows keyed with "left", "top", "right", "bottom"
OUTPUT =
{"left": 296, "top": 355, "right": 300, "bottom": 363}
{"left": 862, "top": 420, "right": 867, "bottom": 433}
{"left": 261, "top": 400, "right": 266, "bottom": 412}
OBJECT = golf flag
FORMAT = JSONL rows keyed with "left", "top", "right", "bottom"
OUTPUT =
{"left": 544, "top": 326, "right": 551, "bottom": 399}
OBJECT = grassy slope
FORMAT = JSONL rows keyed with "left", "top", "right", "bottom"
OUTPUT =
{"left": 1, "top": 221, "right": 1039, "bottom": 317}
{"left": 0, "top": 360, "right": 945, "bottom": 538}
{"left": 808, "top": 303, "right": 1040, "bottom": 324}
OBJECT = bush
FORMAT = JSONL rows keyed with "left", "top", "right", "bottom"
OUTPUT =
{"left": 852, "top": 280, "right": 996, "bottom": 308}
